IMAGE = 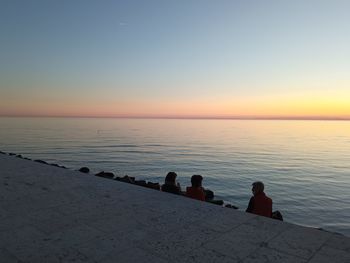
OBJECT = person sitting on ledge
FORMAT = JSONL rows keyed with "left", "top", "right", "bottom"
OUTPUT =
{"left": 186, "top": 175, "right": 205, "bottom": 201}
{"left": 246, "top": 181, "right": 272, "bottom": 218}
{"left": 161, "top": 172, "right": 181, "bottom": 195}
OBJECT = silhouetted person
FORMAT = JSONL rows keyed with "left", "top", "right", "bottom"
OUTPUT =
{"left": 186, "top": 175, "right": 205, "bottom": 201}
{"left": 161, "top": 172, "right": 181, "bottom": 195}
{"left": 246, "top": 181, "right": 272, "bottom": 218}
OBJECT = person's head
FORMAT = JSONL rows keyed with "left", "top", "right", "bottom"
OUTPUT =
{"left": 165, "top": 172, "right": 177, "bottom": 185}
{"left": 191, "top": 175, "right": 203, "bottom": 188}
{"left": 252, "top": 181, "right": 264, "bottom": 196}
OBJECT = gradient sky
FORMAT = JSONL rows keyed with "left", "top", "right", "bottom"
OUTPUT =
{"left": 1, "top": 0, "right": 349, "bottom": 118}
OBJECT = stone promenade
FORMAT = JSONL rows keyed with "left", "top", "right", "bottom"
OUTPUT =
{"left": 0, "top": 153, "right": 349, "bottom": 262}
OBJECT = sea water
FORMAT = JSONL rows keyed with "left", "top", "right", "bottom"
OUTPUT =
{"left": 0, "top": 117, "right": 349, "bottom": 236}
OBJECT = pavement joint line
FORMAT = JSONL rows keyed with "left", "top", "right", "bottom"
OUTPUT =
{"left": 304, "top": 233, "right": 335, "bottom": 263}
{"left": 239, "top": 225, "right": 291, "bottom": 262}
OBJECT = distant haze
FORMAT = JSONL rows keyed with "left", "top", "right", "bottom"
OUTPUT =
{"left": 1, "top": 0, "right": 349, "bottom": 119}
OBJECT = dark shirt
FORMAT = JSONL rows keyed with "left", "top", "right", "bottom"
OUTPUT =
{"left": 161, "top": 184, "right": 181, "bottom": 195}
{"left": 246, "top": 197, "right": 255, "bottom": 213}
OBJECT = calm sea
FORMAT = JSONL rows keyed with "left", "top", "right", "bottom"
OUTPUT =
{"left": 0, "top": 117, "right": 349, "bottom": 236}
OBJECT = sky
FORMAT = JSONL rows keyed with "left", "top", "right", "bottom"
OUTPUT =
{"left": 0, "top": 0, "right": 349, "bottom": 119}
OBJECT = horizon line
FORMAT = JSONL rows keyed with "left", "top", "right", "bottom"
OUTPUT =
{"left": 1, "top": 114, "right": 350, "bottom": 121}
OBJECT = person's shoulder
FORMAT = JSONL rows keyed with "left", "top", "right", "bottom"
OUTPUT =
{"left": 265, "top": 195, "right": 273, "bottom": 203}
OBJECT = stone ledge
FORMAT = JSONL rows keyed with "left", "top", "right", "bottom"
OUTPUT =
{"left": 1, "top": 154, "right": 349, "bottom": 262}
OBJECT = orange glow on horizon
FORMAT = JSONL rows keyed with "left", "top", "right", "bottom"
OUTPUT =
{"left": 1, "top": 90, "right": 350, "bottom": 120}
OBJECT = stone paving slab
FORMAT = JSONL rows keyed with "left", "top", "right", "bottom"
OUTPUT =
{"left": 0, "top": 153, "right": 350, "bottom": 262}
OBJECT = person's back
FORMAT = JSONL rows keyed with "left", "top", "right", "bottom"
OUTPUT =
{"left": 248, "top": 192, "right": 272, "bottom": 217}
{"left": 161, "top": 172, "right": 181, "bottom": 195}
{"left": 246, "top": 181, "right": 272, "bottom": 218}
{"left": 186, "top": 186, "right": 205, "bottom": 201}
{"left": 186, "top": 175, "right": 205, "bottom": 201}
{"left": 162, "top": 183, "right": 181, "bottom": 195}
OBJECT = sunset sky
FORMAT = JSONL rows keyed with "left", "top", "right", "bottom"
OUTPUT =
{"left": 1, "top": 0, "right": 349, "bottom": 119}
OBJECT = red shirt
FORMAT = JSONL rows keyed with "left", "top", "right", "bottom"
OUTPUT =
{"left": 247, "top": 192, "right": 272, "bottom": 218}
{"left": 186, "top": 187, "right": 205, "bottom": 201}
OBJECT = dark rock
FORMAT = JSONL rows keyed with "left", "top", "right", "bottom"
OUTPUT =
{"left": 272, "top": 210, "right": 283, "bottom": 221}
{"left": 0, "top": 151, "right": 5, "bottom": 154}
{"left": 118, "top": 175, "right": 135, "bottom": 184}
{"left": 128, "top": 176, "right": 135, "bottom": 183}
{"left": 95, "top": 171, "right": 114, "bottom": 179}
{"left": 135, "top": 180, "right": 147, "bottom": 187}
{"left": 50, "top": 163, "right": 60, "bottom": 167}
{"left": 16, "top": 155, "right": 23, "bottom": 158}
{"left": 9, "top": 153, "right": 16, "bottom": 156}
{"left": 24, "top": 157, "right": 31, "bottom": 160}
{"left": 59, "top": 165, "right": 67, "bottom": 169}
{"left": 146, "top": 182, "right": 160, "bottom": 190}
{"left": 34, "top": 159, "right": 48, "bottom": 165}
{"left": 225, "top": 204, "right": 239, "bottom": 209}
{"left": 204, "top": 189, "right": 214, "bottom": 201}
{"left": 79, "top": 167, "right": 90, "bottom": 173}
{"left": 207, "top": 199, "right": 224, "bottom": 206}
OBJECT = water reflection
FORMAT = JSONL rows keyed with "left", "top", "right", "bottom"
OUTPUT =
{"left": 0, "top": 117, "right": 349, "bottom": 236}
